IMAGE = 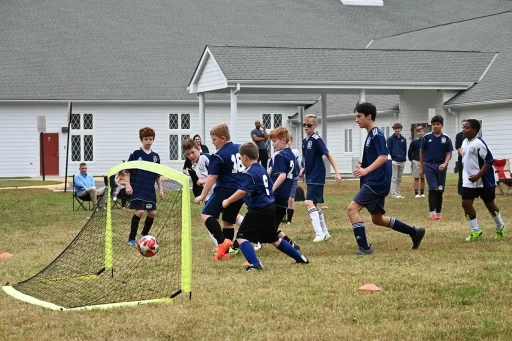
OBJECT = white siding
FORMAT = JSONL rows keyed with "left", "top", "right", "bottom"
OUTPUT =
{"left": 195, "top": 56, "right": 227, "bottom": 93}
{"left": 0, "top": 101, "right": 299, "bottom": 177}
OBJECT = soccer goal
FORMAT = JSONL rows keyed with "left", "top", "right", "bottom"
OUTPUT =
{"left": 2, "top": 161, "right": 192, "bottom": 311}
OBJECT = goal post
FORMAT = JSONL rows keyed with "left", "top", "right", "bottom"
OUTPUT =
{"left": 2, "top": 161, "right": 192, "bottom": 310}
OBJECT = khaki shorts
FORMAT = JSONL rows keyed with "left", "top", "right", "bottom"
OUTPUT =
{"left": 412, "top": 160, "right": 423, "bottom": 178}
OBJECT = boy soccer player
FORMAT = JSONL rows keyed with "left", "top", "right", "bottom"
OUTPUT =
{"left": 269, "top": 127, "right": 300, "bottom": 249}
{"left": 348, "top": 103, "right": 425, "bottom": 255}
{"left": 387, "top": 123, "right": 407, "bottom": 198}
{"left": 125, "top": 127, "right": 164, "bottom": 246}
{"left": 222, "top": 142, "right": 309, "bottom": 271}
{"left": 194, "top": 124, "right": 245, "bottom": 260}
{"left": 460, "top": 119, "right": 505, "bottom": 241}
{"left": 419, "top": 115, "right": 453, "bottom": 220}
{"left": 300, "top": 114, "right": 341, "bottom": 242}
{"left": 408, "top": 126, "right": 426, "bottom": 198}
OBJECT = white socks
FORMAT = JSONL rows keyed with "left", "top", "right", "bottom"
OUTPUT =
{"left": 318, "top": 210, "right": 330, "bottom": 237}
{"left": 235, "top": 215, "right": 244, "bottom": 226}
{"left": 467, "top": 217, "right": 480, "bottom": 232}
{"left": 308, "top": 207, "right": 323, "bottom": 237}
{"left": 492, "top": 212, "right": 504, "bottom": 229}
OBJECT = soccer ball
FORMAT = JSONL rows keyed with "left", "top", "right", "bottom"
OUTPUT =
{"left": 137, "top": 235, "right": 159, "bottom": 257}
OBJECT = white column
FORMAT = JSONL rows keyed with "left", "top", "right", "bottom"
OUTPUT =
{"left": 359, "top": 89, "right": 366, "bottom": 161}
{"left": 198, "top": 93, "right": 205, "bottom": 141}
{"left": 321, "top": 93, "right": 330, "bottom": 176}
{"left": 230, "top": 88, "right": 238, "bottom": 143}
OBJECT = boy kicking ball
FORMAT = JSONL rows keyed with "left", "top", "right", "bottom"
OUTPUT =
{"left": 460, "top": 119, "right": 505, "bottom": 241}
{"left": 222, "top": 142, "right": 309, "bottom": 271}
{"left": 347, "top": 102, "right": 425, "bottom": 255}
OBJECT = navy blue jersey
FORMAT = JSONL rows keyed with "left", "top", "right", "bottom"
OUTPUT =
{"left": 128, "top": 148, "right": 161, "bottom": 203}
{"left": 361, "top": 127, "right": 392, "bottom": 196}
{"left": 387, "top": 134, "right": 407, "bottom": 162}
{"left": 302, "top": 133, "right": 329, "bottom": 185}
{"left": 270, "top": 148, "right": 295, "bottom": 205}
{"left": 208, "top": 142, "right": 243, "bottom": 191}
{"left": 239, "top": 163, "right": 274, "bottom": 208}
{"left": 420, "top": 132, "right": 454, "bottom": 163}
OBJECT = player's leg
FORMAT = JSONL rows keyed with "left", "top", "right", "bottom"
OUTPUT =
{"left": 424, "top": 163, "right": 439, "bottom": 219}
{"left": 435, "top": 168, "right": 447, "bottom": 217}
{"left": 480, "top": 187, "right": 505, "bottom": 239}
{"left": 419, "top": 174, "right": 425, "bottom": 197}
{"left": 347, "top": 198, "right": 372, "bottom": 254}
{"left": 141, "top": 206, "right": 156, "bottom": 236}
{"left": 201, "top": 193, "right": 231, "bottom": 260}
{"left": 371, "top": 213, "right": 425, "bottom": 250}
{"left": 287, "top": 196, "right": 295, "bottom": 224}
{"left": 222, "top": 198, "right": 244, "bottom": 255}
{"left": 391, "top": 161, "right": 399, "bottom": 197}
{"left": 412, "top": 161, "right": 420, "bottom": 197}
{"left": 236, "top": 207, "right": 265, "bottom": 270}
{"left": 275, "top": 205, "right": 300, "bottom": 250}
{"left": 128, "top": 200, "right": 145, "bottom": 246}
{"left": 305, "top": 184, "right": 325, "bottom": 241}
{"left": 396, "top": 162, "right": 405, "bottom": 197}
{"left": 461, "top": 189, "right": 481, "bottom": 241}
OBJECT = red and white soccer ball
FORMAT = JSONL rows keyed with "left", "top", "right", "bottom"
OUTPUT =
{"left": 137, "top": 235, "right": 159, "bottom": 257}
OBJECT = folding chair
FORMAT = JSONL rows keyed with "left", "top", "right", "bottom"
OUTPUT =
{"left": 104, "top": 175, "right": 130, "bottom": 209}
{"left": 73, "top": 175, "right": 92, "bottom": 211}
{"left": 493, "top": 159, "right": 512, "bottom": 195}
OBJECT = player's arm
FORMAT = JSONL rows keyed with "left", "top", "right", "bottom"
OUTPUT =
{"left": 156, "top": 176, "right": 164, "bottom": 199}
{"left": 408, "top": 142, "right": 414, "bottom": 162}
{"left": 272, "top": 173, "right": 286, "bottom": 192}
{"left": 469, "top": 145, "right": 493, "bottom": 182}
{"left": 196, "top": 174, "right": 217, "bottom": 201}
{"left": 440, "top": 138, "right": 453, "bottom": 170}
{"left": 354, "top": 155, "right": 388, "bottom": 178}
{"left": 325, "top": 152, "right": 341, "bottom": 183}
{"left": 222, "top": 189, "right": 246, "bottom": 208}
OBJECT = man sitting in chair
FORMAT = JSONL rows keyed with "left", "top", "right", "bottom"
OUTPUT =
{"left": 75, "top": 163, "right": 106, "bottom": 210}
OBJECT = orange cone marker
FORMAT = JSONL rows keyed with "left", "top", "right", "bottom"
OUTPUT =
{"left": 0, "top": 252, "right": 13, "bottom": 259}
{"left": 359, "top": 283, "right": 381, "bottom": 291}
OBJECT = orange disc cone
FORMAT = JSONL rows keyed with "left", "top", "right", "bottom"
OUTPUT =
{"left": 0, "top": 252, "right": 13, "bottom": 259}
{"left": 359, "top": 283, "right": 381, "bottom": 291}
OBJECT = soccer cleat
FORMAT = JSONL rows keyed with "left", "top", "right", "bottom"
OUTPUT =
{"left": 228, "top": 247, "right": 240, "bottom": 256}
{"left": 414, "top": 194, "right": 421, "bottom": 198}
{"left": 429, "top": 214, "right": 440, "bottom": 221}
{"left": 246, "top": 263, "right": 264, "bottom": 271}
{"left": 295, "top": 254, "right": 309, "bottom": 264}
{"left": 221, "top": 253, "right": 231, "bottom": 259}
{"left": 420, "top": 194, "right": 426, "bottom": 197}
{"left": 411, "top": 227, "right": 425, "bottom": 249}
{"left": 465, "top": 230, "right": 483, "bottom": 241}
{"left": 291, "top": 241, "right": 301, "bottom": 250}
{"left": 495, "top": 226, "right": 505, "bottom": 240}
{"left": 253, "top": 242, "right": 262, "bottom": 251}
{"left": 127, "top": 240, "right": 137, "bottom": 247}
{"left": 313, "top": 235, "right": 327, "bottom": 242}
{"left": 356, "top": 245, "right": 374, "bottom": 255}
{"left": 286, "top": 221, "right": 292, "bottom": 225}
{"left": 113, "top": 196, "right": 118, "bottom": 201}
{"left": 214, "top": 239, "right": 233, "bottom": 260}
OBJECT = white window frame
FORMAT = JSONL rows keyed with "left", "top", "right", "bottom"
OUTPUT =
{"left": 380, "top": 126, "right": 391, "bottom": 138}
{"left": 70, "top": 112, "right": 95, "bottom": 163}
{"left": 261, "top": 113, "right": 284, "bottom": 155}
{"left": 344, "top": 128, "right": 353, "bottom": 153}
{"left": 168, "top": 112, "right": 192, "bottom": 161}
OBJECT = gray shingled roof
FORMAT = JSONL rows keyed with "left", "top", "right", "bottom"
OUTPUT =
{"left": 370, "top": 11, "right": 512, "bottom": 104}
{"left": 302, "top": 95, "right": 399, "bottom": 118}
{"left": 207, "top": 46, "right": 495, "bottom": 84}
{"left": 1, "top": 0, "right": 512, "bottom": 100}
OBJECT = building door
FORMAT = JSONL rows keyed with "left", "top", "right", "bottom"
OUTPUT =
{"left": 262, "top": 113, "right": 283, "bottom": 156}
{"left": 410, "top": 123, "right": 431, "bottom": 140}
{"left": 40, "top": 133, "right": 59, "bottom": 175}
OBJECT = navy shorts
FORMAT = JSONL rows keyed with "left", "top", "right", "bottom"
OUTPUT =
{"left": 424, "top": 162, "right": 447, "bottom": 192}
{"left": 461, "top": 187, "right": 496, "bottom": 203}
{"left": 129, "top": 200, "right": 156, "bottom": 211}
{"left": 289, "top": 179, "right": 298, "bottom": 198}
{"left": 306, "top": 184, "right": 324, "bottom": 203}
{"left": 202, "top": 189, "right": 244, "bottom": 224}
{"left": 353, "top": 185, "right": 386, "bottom": 215}
{"left": 236, "top": 204, "right": 279, "bottom": 244}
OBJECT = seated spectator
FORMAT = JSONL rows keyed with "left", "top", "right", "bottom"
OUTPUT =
{"left": 113, "top": 170, "right": 129, "bottom": 201}
{"left": 74, "top": 162, "right": 106, "bottom": 210}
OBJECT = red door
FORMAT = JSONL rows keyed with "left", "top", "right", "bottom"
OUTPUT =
{"left": 40, "top": 133, "right": 59, "bottom": 175}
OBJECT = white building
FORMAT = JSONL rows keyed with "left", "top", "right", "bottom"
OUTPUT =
{"left": 1, "top": 0, "right": 511, "bottom": 177}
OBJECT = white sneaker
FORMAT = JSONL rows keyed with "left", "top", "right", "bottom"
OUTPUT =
{"left": 113, "top": 196, "right": 117, "bottom": 201}
{"left": 415, "top": 194, "right": 421, "bottom": 198}
{"left": 253, "top": 242, "right": 262, "bottom": 251}
{"left": 313, "top": 235, "right": 327, "bottom": 242}
{"left": 420, "top": 194, "right": 426, "bottom": 197}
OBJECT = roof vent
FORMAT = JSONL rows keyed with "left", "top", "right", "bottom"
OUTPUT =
{"left": 341, "top": 0, "right": 383, "bottom": 6}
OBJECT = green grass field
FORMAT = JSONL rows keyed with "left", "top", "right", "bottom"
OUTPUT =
{"left": 1, "top": 174, "right": 511, "bottom": 340}
{"left": 0, "top": 180, "right": 62, "bottom": 188}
